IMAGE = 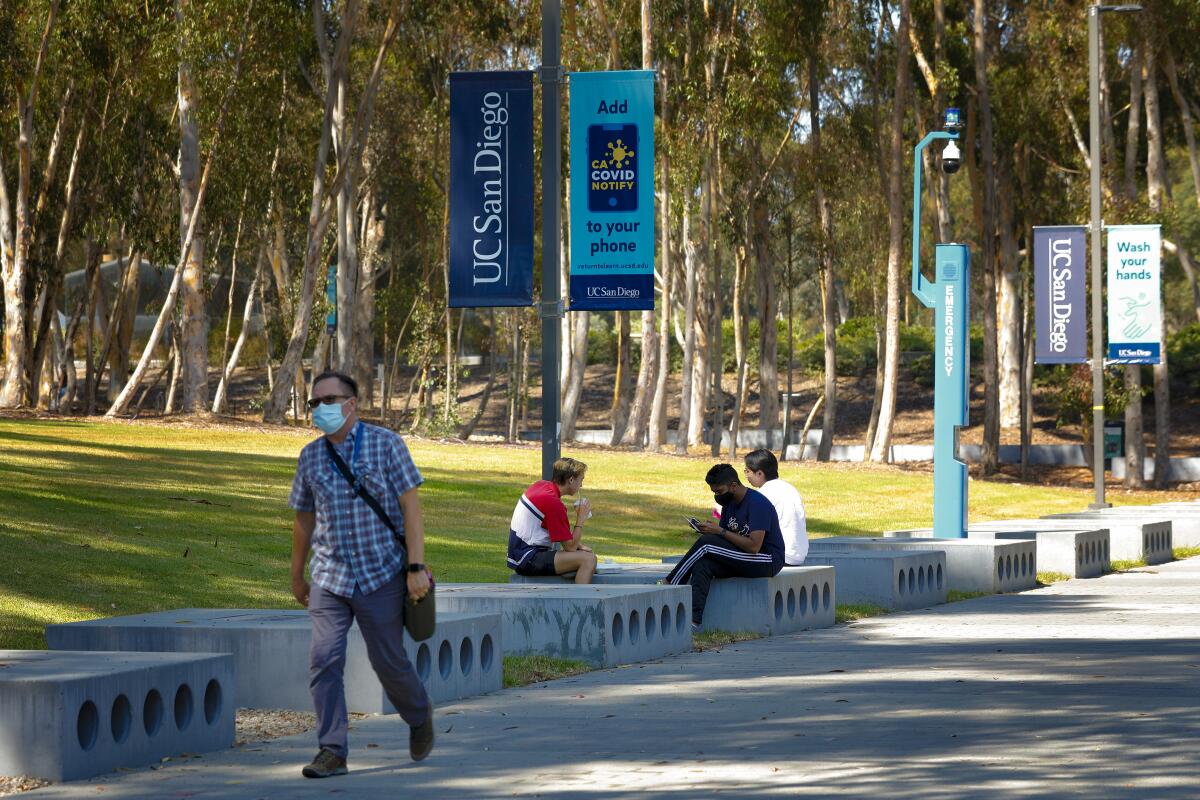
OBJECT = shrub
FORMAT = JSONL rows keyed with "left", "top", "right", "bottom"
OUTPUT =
{"left": 1168, "top": 323, "right": 1200, "bottom": 389}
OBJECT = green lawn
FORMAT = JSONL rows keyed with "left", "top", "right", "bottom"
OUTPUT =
{"left": 0, "top": 416, "right": 1176, "bottom": 649}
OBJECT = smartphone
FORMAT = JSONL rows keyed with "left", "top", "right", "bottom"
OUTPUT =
{"left": 682, "top": 515, "right": 702, "bottom": 533}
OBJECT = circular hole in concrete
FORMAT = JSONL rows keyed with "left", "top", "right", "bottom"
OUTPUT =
{"left": 676, "top": 603, "right": 686, "bottom": 634}
{"left": 143, "top": 689, "right": 164, "bottom": 737}
{"left": 480, "top": 634, "right": 495, "bottom": 673}
{"left": 629, "top": 609, "right": 641, "bottom": 644}
{"left": 661, "top": 605, "right": 670, "bottom": 638}
{"left": 1103, "top": 541, "right": 1110, "bottom": 562}
{"left": 203, "top": 680, "right": 222, "bottom": 726}
{"left": 77, "top": 700, "right": 99, "bottom": 751}
{"left": 898, "top": 569, "right": 906, "bottom": 595}
{"left": 645, "top": 607, "right": 656, "bottom": 641}
{"left": 174, "top": 684, "right": 193, "bottom": 732}
{"left": 110, "top": 693, "right": 132, "bottom": 744}
{"left": 459, "top": 637, "right": 474, "bottom": 676}
{"left": 907, "top": 567, "right": 916, "bottom": 592}
{"left": 1090, "top": 541, "right": 1097, "bottom": 563}
{"left": 811, "top": 585, "right": 820, "bottom": 612}
{"left": 1006, "top": 555, "right": 1013, "bottom": 580}
{"left": 823, "top": 583, "right": 831, "bottom": 610}
{"left": 438, "top": 640, "right": 453, "bottom": 680}
{"left": 799, "top": 585, "right": 808, "bottom": 615}
{"left": 937, "top": 564, "right": 944, "bottom": 589}
{"left": 416, "top": 643, "right": 431, "bottom": 682}
{"left": 997, "top": 558, "right": 1003, "bottom": 580}
{"left": 787, "top": 588, "right": 796, "bottom": 618}
{"left": 1078, "top": 543, "right": 1084, "bottom": 564}
{"left": 918, "top": 566, "right": 926, "bottom": 593}
{"left": 613, "top": 612, "right": 625, "bottom": 645}
{"left": 774, "top": 590, "right": 784, "bottom": 622}
{"left": 1018, "top": 553, "right": 1026, "bottom": 577}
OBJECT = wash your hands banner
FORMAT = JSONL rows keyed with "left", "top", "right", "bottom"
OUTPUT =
{"left": 1106, "top": 224, "right": 1162, "bottom": 365}
{"left": 448, "top": 71, "right": 535, "bottom": 308}
{"left": 568, "top": 70, "right": 655, "bottom": 311}
{"left": 1033, "top": 225, "right": 1087, "bottom": 364}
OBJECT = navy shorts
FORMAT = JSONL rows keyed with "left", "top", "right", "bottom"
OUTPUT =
{"left": 512, "top": 548, "right": 559, "bottom": 577}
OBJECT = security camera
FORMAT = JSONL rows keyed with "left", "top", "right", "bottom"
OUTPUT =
{"left": 942, "top": 140, "right": 961, "bottom": 174}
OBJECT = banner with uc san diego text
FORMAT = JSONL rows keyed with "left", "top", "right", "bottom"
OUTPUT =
{"left": 1033, "top": 225, "right": 1087, "bottom": 364}
{"left": 448, "top": 71, "right": 534, "bottom": 307}
{"left": 1106, "top": 224, "right": 1162, "bottom": 364}
{"left": 569, "top": 70, "right": 655, "bottom": 311}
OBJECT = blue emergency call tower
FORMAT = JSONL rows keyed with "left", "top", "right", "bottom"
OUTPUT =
{"left": 911, "top": 109, "right": 970, "bottom": 539}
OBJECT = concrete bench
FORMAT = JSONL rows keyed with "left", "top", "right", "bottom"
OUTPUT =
{"left": 46, "top": 609, "right": 502, "bottom": 713}
{"left": 1039, "top": 514, "right": 1174, "bottom": 564}
{"left": 1067, "top": 504, "right": 1199, "bottom": 549}
{"left": 817, "top": 536, "right": 1037, "bottom": 594}
{"left": 962, "top": 522, "right": 1109, "bottom": 578}
{"left": 800, "top": 551, "right": 946, "bottom": 610}
{"left": 0, "top": 650, "right": 233, "bottom": 782}
{"left": 438, "top": 584, "right": 691, "bottom": 667}
{"left": 509, "top": 565, "right": 836, "bottom": 635}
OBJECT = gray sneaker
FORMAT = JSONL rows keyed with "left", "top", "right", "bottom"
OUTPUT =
{"left": 410, "top": 711, "right": 435, "bottom": 762}
{"left": 302, "top": 748, "right": 347, "bottom": 779}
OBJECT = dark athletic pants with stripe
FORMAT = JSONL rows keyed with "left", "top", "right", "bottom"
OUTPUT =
{"left": 665, "top": 534, "right": 780, "bottom": 625}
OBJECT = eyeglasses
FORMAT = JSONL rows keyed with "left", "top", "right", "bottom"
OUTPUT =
{"left": 307, "top": 394, "right": 352, "bottom": 409}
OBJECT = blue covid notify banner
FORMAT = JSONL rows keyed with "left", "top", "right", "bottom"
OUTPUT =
{"left": 569, "top": 70, "right": 655, "bottom": 311}
{"left": 448, "top": 71, "right": 534, "bottom": 308}
{"left": 1033, "top": 225, "right": 1087, "bottom": 364}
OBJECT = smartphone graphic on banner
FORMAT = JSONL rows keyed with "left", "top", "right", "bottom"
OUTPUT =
{"left": 587, "top": 123, "right": 638, "bottom": 213}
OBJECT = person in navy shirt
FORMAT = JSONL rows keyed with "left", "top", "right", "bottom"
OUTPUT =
{"left": 665, "top": 463, "right": 785, "bottom": 630}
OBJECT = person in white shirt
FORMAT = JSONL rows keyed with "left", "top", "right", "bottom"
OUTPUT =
{"left": 742, "top": 449, "right": 808, "bottom": 565}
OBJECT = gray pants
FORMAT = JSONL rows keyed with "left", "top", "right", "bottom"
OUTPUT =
{"left": 309, "top": 572, "right": 431, "bottom": 758}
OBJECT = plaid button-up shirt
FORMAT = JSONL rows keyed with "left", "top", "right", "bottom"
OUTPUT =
{"left": 289, "top": 422, "right": 423, "bottom": 597}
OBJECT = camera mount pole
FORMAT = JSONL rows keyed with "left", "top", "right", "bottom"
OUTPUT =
{"left": 912, "top": 127, "right": 970, "bottom": 539}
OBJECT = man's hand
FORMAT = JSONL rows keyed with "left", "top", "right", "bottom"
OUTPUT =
{"left": 407, "top": 568, "right": 431, "bottom": 601}
{"left": 291, "top": 575, "right": 311, "bottom": 607}
{"left": 577, "top": 543, "right": 593, "bottom": 553}
{"left": 574, "top": 497, "right": 592, "bottom": 525}
{"left": 698, "top": 520, "right": 722, "bottom": 535}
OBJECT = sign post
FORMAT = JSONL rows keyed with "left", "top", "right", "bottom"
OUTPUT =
{"left": 539, "top": 0, "right": 563, "bottom": 480}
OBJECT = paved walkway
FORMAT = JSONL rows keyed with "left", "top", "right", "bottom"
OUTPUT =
{"left": 30, "top": 558, "right": 1200, "bottom": 799}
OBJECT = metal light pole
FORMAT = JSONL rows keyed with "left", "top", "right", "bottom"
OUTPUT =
{"left": 1087, "top": 4, "right": 1141, "bottom": 509}
{"left": 540, "top": 0, "right": 563, "bottom": 480}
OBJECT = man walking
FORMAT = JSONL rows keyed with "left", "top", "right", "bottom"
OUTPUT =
{"left": 666, "top": 463, "right": 785, "bottom": 630}
{"left": 289, "top": 370, "right": 434, "bottom": 778}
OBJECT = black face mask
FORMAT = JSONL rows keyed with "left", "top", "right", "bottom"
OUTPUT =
{"left": 714, "top": 490, "right": 738, "bottom": 507}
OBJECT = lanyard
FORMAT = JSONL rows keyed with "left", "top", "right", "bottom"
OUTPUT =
{"left": 327, "top": 422, "right": 362, "bottom": 481}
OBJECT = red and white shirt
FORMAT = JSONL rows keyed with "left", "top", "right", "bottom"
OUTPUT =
{"left": 507, "top": 480, "right": 572, "bottom": 569}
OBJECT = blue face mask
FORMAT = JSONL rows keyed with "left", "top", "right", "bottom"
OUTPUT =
{"left": 313, "top": 401, "right": 348, "bottom": 435}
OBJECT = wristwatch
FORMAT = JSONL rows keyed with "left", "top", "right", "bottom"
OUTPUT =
{"left": 406, "top": 563, "right": 426, "bottom": 573}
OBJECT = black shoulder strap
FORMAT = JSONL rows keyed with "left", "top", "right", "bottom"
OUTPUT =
{"left": 324, "top": 436, "right": 405, "bottom": 544}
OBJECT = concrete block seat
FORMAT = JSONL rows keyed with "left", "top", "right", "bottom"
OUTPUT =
{"left": 819, "top": 536, "right": 1037, "bottom": 594}
{"left": 46, "top": 609, "right": 501, "bottom": 713}
{"left": 437, "top": 583, "right": 691, "bottom": 667}
{"left": 962, "top": 521, "right": 1110, "bottom": 577}
{"left": 0, "top": 650, "right": 233, "bottom": 782}
{"left": 799, "top": 551, "right": 947, "bottom": 610}
{"left": 511, "top": 564, "right": 837, "bottom": 635}
{"left": 1039, "top": 513, "right": 1174, "bottom": 564}
{"left": 1143, "top": 504, "right": 1200, "bottom": 548}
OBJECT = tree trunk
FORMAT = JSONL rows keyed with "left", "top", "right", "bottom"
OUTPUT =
{"left": 0, "top": 1, "right": 58, "bottom": 408}
{"left": 561, "top": 310, "right": 590, "bottom": 439}
{"left": 868, "top": 0, "right": 912, "bottom": 463}
{"left": 212, "top": 261, "right": 261, "bottom": 414}
{"left": 1153, "top": 350, "right": 1170, "bottom": 488}
{"left": 972, "top": 0, "right": 1000, "bottom": 475}
{"left": 728, "top": 214, "right": 749, "bottom": 457}
{"left": 1162, "top": 47, "right": 1200, "bottom": 210}
{"left": 460, "top": 309, "right": 498, "bottom": 440}
{"left": 863, "top": 288, "right": 885, "bottom": 456}
{"left": 177, "top": 0, "right": 210, "bottom": 413}
{"left": 649, "top": 64, "right": 673, "bottom": 451}
{"left": 997, "top": 159, "right": 1021, "bottom": 429}
{"left": 811, "top": 53, "right": 837, "bottom": 461}
{"left": 1124, "top": 365, "right": 1145, "bottom": 488}
{"left": 687, "top": 202, "right": 710, "bottom": 448}
{"left": 334, "top": 65, "right": 359, "bottom": 375}
{"left": 1142, "top": 33, "right": 1167, "bottom": 489}
{"left": 610, "top": 312, "right": 632, "bottom": 442}
{"left": 675, "top": 208, "right": 697, "bottom": 455}
{"left": 109, "top": 251, "right": 141, "bottom": 401}
{"left": 355, "top": 186, "right": 383, "bottom": 406}
{"left": 754, "top": 192, "right": 778, "bottom": 433}
{"left": 1124, "top": 41, "right": 1143, "bottom": 201}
